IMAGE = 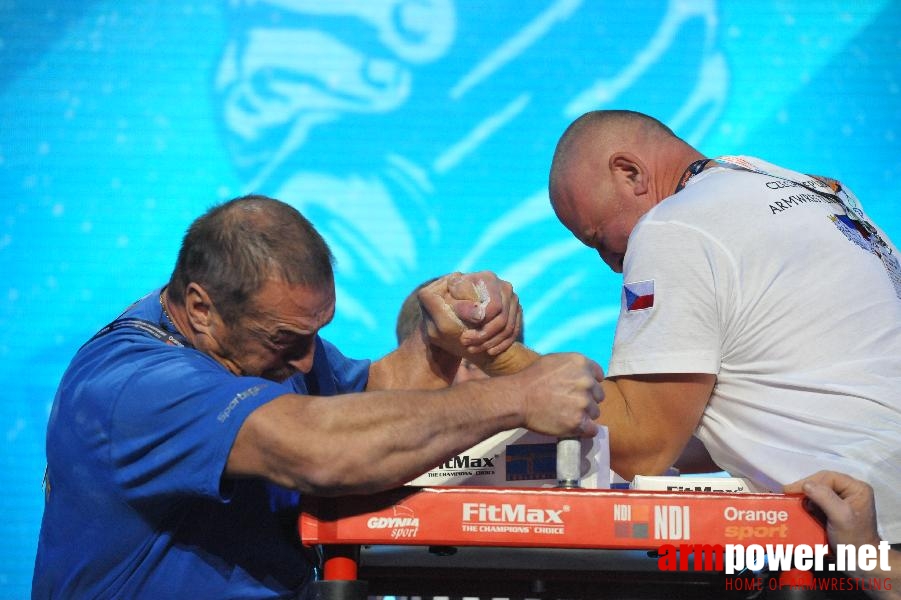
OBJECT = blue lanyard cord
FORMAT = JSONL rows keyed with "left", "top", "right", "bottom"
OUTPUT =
{"left": 84, "top": 318, "right": 187, "bottom": 349}
{"left": 673, "top": 158, "right": 711, "bottom": 194}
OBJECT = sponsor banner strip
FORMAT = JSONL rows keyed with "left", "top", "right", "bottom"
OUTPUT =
{"left": 299, "top": 486, "right": 827, "bottom": 550}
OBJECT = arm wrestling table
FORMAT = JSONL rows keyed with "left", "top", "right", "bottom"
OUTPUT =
{"left": 299, "top": 485, "right": 829, "bottom": 600}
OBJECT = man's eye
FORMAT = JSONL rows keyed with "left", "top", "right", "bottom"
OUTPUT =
{"left": 269, "top": 336, "right": 293, "bottom": 349}
{"left": 270, "top": 332, "right": 309, "bottom": 350}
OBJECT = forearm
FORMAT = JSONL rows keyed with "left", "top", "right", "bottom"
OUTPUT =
{"left": 230, "top": 382, "right": 524, "bottom": 496}
{"left": 472, "top": 342, "right": 539, "bottom": 376}
{"left": 371, "top": 306, "right": 537, "bottom": 388}
{"left": 367, "top": 330, "right": 459, "bottom": 391}
{"left": 602, "top": 378, "right": 677, "bottom": 479}
{"left": 599, "top": 374, "right": 712, "bottom": 480}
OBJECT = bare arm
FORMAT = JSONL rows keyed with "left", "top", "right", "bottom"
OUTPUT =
{"left": 367, "top": 270, "right": 529, "bottom": 390}
{"left": 599, "top": 373, "right": 715, "bottom": 480}
{"left": 367, "top": 326, "right": 542, "bottom": 389}
{"left": 367, "top": 324, "right": 463, "bottom": 391}
{"left": 227, "top": 352, "right": 603, "bottom": 496}
{"left": 381, "top": 271, "right": 713, "bottom": 480}
{"left": 382, "top": 270, "right": 714, "bottom": 480}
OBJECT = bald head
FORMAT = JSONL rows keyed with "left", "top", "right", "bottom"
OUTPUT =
{"left": 549, "top": 110, "right": 679, "bottom": 199}
{"left": 547, "top": 110, "right": 702, "bottom": 272}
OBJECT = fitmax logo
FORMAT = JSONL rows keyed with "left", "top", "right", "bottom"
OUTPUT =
{"left": 462, "top": 503, "right": 565, "bottom": 524}
{"left": 438, "top": 455, "right": 496, "bottom": 470}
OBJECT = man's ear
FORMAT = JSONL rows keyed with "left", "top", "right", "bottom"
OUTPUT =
{"left": 184, "top": 282, "right": 214, "bottom": 332}
{"left": 610, "top": 152, "right": 648, "bottom": 195}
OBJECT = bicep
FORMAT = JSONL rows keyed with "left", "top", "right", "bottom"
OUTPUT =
{"left": 226, "top": 393, "right": 326, "bottom": 491}
{"left": 602, "top": 373, "right": 715, "bottom": 478}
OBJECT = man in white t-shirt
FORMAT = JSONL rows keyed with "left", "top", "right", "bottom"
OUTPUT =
{"left": 548, "top": 109, "right": 901, "bottom": 542}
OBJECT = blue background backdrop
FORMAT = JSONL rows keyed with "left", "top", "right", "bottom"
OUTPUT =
{"left": 2, "top": 1, "right": 899, "bottom": 596}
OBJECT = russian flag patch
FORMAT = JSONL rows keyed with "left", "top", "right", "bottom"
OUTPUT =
{"left": 623, "top": 279, "right": 655, "bottom": 312}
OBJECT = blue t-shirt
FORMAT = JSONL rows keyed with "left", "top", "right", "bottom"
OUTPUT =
{"left": 32, "top": 289, "right": 370, "bottom": 599}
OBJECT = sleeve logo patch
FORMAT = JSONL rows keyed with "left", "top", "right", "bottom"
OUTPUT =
{"left": 623, "top": 280, "right": 655, "bottom": 312}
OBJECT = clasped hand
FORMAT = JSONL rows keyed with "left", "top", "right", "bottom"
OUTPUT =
{"left": 417, "top": 271, "right": 522, "bottom": 360}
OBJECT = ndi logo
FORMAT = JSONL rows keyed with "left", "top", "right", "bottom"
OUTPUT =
{"left": 616, "top": 504, "right": 691, "bottom": 540}
{"left": 655, "top": 505, "right": 691, "bottom": 540}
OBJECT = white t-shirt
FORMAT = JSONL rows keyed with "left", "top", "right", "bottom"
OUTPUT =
{"left": 607, "top": 156, "right": 901, "bottom": 542}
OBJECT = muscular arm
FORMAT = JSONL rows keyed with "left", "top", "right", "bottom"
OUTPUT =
{"left": 367, "top": 325, "right": 463, "bottom": 391}
{"left": 373, "top": 274, "right": 715, "bottom": 482}
{"left": 373, "top": 268, "right": 713, "bottom": 481}
{"left": 599, "top": 373, "right": 715, "bottom": 480}
{"left": 228, "top": 382, "right": 520, "bottom": 496}
{"left": 367, "top": 330, "right": 542, "bottom": 390}
{"left": 367, "top": 270, "right": 536, "bottom": 390}
{"left": 227, "top": 353, "right": 603, "bottom": 496}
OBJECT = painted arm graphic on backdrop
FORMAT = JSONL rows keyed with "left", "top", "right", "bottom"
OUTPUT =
{"left": 215, "top": 0, "right": 453, "bottom": 332}
{"left": 213, "top": 0, "right": 728, "bottom": 356}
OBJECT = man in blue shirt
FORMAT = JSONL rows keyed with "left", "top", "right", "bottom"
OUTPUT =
{"left": 33, "top": 195, "right": 603, "bottom": 599}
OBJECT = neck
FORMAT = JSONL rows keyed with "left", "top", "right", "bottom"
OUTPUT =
{"left": 668, "top": 149, "right": 708, "bottom": 195}
{"left": 160, "top": 288, "right": 193, "bottom": 345}
{"left": 643, "top": 136, "right": 706, "bottom": 203}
